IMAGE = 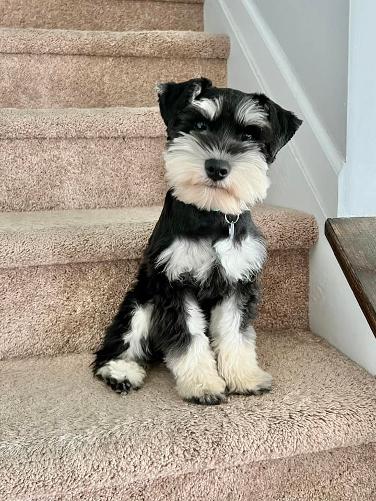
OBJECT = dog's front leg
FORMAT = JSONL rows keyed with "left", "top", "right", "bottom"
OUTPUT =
{"left": 161, "top": 294, "right": 226, "bottom": 405}
{"left": 210, "top": 295, "right": 272, "bottom": 395}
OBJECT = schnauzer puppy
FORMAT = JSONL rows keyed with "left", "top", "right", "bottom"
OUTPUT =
{"left": 94, "top": 77, "right": 302, "bottom": 404}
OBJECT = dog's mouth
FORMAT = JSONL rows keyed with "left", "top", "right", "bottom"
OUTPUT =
{"left": 185, "top": 175, "right": 236, "bottom": 194}
{"left": 188, "top": 174, "right": 228, "bottom": 190}
{"left": 204, "top": 179, "right": 227, "bottom": 189}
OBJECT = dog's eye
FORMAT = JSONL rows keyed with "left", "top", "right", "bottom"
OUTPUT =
{"left": 241, "top": 133, "right": 252, "bottom": 142}
{"left": 194, "top": 121, "right": 208, "bottom": 131}
{"left": 241, "top": 125, "right": 263, "bottom": 141}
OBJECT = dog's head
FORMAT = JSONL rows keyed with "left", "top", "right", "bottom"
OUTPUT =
{"left": 157, "top": 77, "right": 302, "bottom": 214}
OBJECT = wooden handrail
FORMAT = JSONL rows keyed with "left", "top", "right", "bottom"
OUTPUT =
{"left": 325, "top": 217, "right": 376, "bottom": 337}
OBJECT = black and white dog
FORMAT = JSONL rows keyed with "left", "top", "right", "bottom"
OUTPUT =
{"left": 94, "top": 78, "right": 301, "bottom": 405}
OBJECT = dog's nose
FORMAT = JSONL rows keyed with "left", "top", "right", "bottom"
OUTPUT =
{"left": 205, "top": 159, "right": 230, "bottom": 181}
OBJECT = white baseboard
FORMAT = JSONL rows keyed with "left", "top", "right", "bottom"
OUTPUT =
{"left": 204, "top": 0, "right": 376, "bottom": 374}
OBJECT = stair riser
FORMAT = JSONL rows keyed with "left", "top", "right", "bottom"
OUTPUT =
{"left": 0, "top": 250, "right": 309, "bottom": 360}
{"left": 0, "top": 136, "right": 166, "bottom": 211}
{"left": 0, "top": 0, "right": 203, "bottom": 32}
{"left": 0, "top": 54, "right": 226, "bottom": 108}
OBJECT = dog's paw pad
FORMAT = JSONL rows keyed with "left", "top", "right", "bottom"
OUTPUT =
{"left": 108, "top": 377, "right": 132, "bottom": 394}
{"left": 95, "top": 359, "right": 146, "bottom": 395}
{"left": 244, "top": 385, "right": 271, "bottom": 396}
{"left": 187, "top": 392, "right": 227, "bottom": 406}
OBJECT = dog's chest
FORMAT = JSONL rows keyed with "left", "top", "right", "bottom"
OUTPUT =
{"left": 156, "top": 235, "right": 266, "bottom": 283}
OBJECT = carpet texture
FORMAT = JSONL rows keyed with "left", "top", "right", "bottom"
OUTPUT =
{"left": 0, "top": 205, "right": 317, "bottom": 360}
{"left": 0, "top": 205, "right": 318, "bottom": 267}
{"left": 0, "top": 0, "right": 204, "bottom": 32}
{"left": 0, "top": 107, "right": 166, "bottom": 211}
{"left": 0, "top": 28, "right": 229, "bottom": 58}
{"left": 0, "top": 29, "right": 228, "bottom": 108}
{"left": 0, "top": 106, "right": 165, "bottom": 138}
{"left": 113, "top": 444, "right": 376, "bottom": 501}
{"left": 0, "top": 330, "right": 375, "bottom": 500}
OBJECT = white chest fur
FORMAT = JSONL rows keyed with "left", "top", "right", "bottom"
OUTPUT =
{"left": 156, "top": 236, "right": 266, "bottom": 283}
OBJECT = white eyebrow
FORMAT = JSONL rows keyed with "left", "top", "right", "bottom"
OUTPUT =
{"left": 191, "top": 97, "right": 223, "bottom": 120}
{"left": 236, "top": 98, "right": 268, "bottom": 126}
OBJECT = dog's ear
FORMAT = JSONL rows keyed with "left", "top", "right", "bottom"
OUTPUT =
{"left": 256, "top": 94, "right": 302, "bottom": 163}
{"left": 156, "top": 77, "right": 213, "bottom": 127}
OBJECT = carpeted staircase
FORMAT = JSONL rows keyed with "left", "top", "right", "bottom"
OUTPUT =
{"left": 0, "top": 1, "right": 375, "bottom": 499}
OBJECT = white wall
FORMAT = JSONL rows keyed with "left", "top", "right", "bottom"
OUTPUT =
{"left": 253, "top": 0, "right": 349, "bottom": 159}
{"left": 338, "top": 0, "right": 376, "bottom": 216}
{"left": 205, "top": 0, "right": 376, "bottom": 374}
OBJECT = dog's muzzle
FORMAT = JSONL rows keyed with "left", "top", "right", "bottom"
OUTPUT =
{"left": 204, "top": 159, "right": 230, "bottom": 182}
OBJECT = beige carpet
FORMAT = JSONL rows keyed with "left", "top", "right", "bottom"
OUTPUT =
{"left": 0, "top": 29, "right": 228, "bottom": 107}
{"left": 0, "top": 0, "right": 204, "bottom": 32}
{"left": 0, "top": 107, "right": 166, "bottom": 211}
{"left": 1, "top": 330, "right": 375, "bottom": 500}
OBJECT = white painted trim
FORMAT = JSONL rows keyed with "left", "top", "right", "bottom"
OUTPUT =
{"left": 205, "top": 0, "right": 344, "bottom": 218}
{"left": 241, "top": 0, "right": 343, "bottom": 176}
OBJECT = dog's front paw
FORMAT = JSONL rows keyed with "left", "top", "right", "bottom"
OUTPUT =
{"left": 95, "top": 359, "right": 146, "bottom": 394}
{"left": 178, "top": 375, "right": 227, "bottom": 405}
{"left": 188, "top": 391, "right": 227, "bottom": 406}
{"left": 224, "top": 366, "right": 272, "bottom": 395}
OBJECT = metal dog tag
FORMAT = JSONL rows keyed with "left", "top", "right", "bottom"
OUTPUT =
{"left": 225, "top": 214, "right": 240, "bottom": 240}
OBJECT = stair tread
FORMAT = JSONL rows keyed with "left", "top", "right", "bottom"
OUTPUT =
{"left": 0, "top": 0, "right": 204, "bottom": 33}
{"left": 0, "top": 205, "right": 318, "bottom": 269}
{"left": 0, "top": 27, "right": 229, "bottom": 59}
{"left": 0, "top": 329, "right": 375, "bottom": 498}
{"left": 0, "top": 107, "right": 167, "bottom": 212}
{"left": 0, "top": 106, "right": 164, "bottom": 138}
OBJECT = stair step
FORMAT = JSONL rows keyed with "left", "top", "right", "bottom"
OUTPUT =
{"left": 0, "top": 205, "right": 318, "bottom": 360}
{"left": 0, "top": 205, "right": 318, "bottom": 269}
{"left": 1, "top": 329, "right": 375, "bottom": 500}
{"left": 0, "top": 0, "right": 204, "bottom": 32}
{"left": 0, "top": 205, "right": 162, "bottom": 268}
{"left": 0, "top": 107, "right": 166, "bottom": 211}
{"left": 0, "top": 28, "right": 228, "bottom": 108}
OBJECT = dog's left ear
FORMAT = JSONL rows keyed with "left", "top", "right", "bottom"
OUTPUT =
{"left": 156, "top": 77, "right": 212, "bottom": 128}
{"left": 258, "top": 94, "right": 302, "bottom": 163}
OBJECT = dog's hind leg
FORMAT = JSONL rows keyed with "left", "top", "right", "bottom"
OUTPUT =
{"left": 93, "top": 291, "right": 153, "bottom": 394}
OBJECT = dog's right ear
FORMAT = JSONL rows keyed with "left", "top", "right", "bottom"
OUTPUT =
{"left": 156, "top": 77, "right": 212, "bottom": 127}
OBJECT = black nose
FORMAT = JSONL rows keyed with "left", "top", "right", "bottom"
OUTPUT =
{"left": 205, "top": 159, "right": 230, "bottom": 181}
